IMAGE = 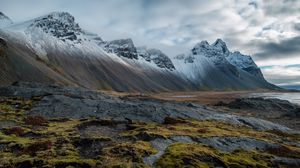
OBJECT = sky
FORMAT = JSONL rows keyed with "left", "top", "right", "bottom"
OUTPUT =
{"left": 0, "top": 0, "right": 299, "bottom": 87}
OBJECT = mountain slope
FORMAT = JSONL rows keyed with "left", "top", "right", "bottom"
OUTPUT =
{"left": 173, "top": 39, "right": 276, "bottom": 90}
{"left": 0, "top": 12, "right": 13, "bottom": 28}
{"left": 0, "top": 11, "right": 278, "bottom": 91}
{"left": 0, "top": 12, "right": 192, "bottom": 91}
{"left": 226, "top": 51, "right": 264, "bottom": 79}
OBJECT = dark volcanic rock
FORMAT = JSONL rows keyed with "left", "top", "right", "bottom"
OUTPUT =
{"left": 194, "top": 136, "right": 279, "bottom": 153}
{"left": 217, "top": 97, "right": 300, "bottom": 118}
{"left": 137, "top": 47, "right": 175, "bottom": 70}
{"left": 103, "top": 39, "right": 138, "bottom": 59}
{"left": 30, "top": 12, "right": 83, "bottom": 43}
{"left": 146, "top": 49, "right": 175, "bottom": 70}
{"left": 0, "top": 82, "right": 293, "bottom": 132}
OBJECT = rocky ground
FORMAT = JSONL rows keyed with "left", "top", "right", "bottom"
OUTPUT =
{"left": 0, "top": 82, "right": 299, "bottom": 167}
{"left": 214, "top": 98, "right": 300, "bottom": 130}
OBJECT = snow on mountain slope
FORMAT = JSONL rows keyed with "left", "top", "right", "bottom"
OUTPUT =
{"left": 173, "top": 39, "right": 238, "bottom": 79}
{"left": 1, "top": 12, "right": 134, "bottom": 65}
{"left": 0, "top": 12, "right": 13, "bottom": 28}
{"left": 137, "top": 47, "right": 175, "bottom": 71}
{"left": 226, "top": 51, "right": 264, "bottom": 79}
{"left": 2, "top": 12, "right": 174, "bottom": 72}
{"left": 173, "top": 39, "right": 276, "bottom": 89}
{"left": 103, "top": 39, "right": 138, "bottom": 59}
{"left": 0, "top": 12, "right": 191, "bottom": 91}
{"left": 0, "top": 11, "right": 277, "bottom": 91}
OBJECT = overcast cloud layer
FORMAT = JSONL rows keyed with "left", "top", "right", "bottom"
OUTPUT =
{"left": 0, "top": 0, "right": 299, "bottom": 87}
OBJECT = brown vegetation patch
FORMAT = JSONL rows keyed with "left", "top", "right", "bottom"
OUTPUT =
{"left": 3, "top": 127, "right": 25, "bottom": 136}
{"left": 265, "top": 146, "right": 300, "bottom": 158}
{"left": 22, "top": 140, "right": 52, "bottom": 156}
{"left": 24, "top": 116, "right": 48, "bottom": 126}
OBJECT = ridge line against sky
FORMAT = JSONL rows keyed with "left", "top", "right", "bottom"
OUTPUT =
{"left": 0, "top": 0, "right": 299, "bottom": 87}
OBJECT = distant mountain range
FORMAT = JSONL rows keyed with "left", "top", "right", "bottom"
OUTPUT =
{"left": 0, "top": 12, "right": 278, "bottom": 91}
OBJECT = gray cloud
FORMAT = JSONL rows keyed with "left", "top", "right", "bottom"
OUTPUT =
{"left": 261, "top": 65, "right": 300, "bottom": 85}
{"left": 261, "top": 0, "right": 300, "bottom": 16}
{"left": 295, "top": 23, "right": 300, "bottom": 32}
{"left": 254, "top": 36, "right": 300, "bottom": 60}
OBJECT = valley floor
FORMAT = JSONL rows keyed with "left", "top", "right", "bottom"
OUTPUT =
{"left": 148, "top": 90, "right": 296, "bottom": 105}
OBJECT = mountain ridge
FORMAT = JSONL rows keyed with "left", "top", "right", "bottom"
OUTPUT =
{"left": 0, "top": 11, "right": 279, "bottom": 91}
{"left": 0, "top": 12, "right": 13, "bottom": 28}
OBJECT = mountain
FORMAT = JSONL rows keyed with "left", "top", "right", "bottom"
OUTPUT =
{"left": 137, "top": 47, "right": 175, "bottom": 71}
{"left": 173, "top": 39, "right": 276, "bottom": 89}
{"left": 0, "top": 12, "right": 190, "bottom": 91}
{"left": 226, "top": 51, "right": 264, "bottom": 79}
{"left": 0, "top": 11, "right": 278, "bottom": 91}
{"left": 0, "top": 12, "right": 13, "bottom": 28}
{"left": 103, "top": 38, "right": 138, "bottom": 59}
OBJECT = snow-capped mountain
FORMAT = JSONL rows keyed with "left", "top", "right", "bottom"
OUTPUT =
{"left": 0, "top": 11, "right": 277, "bottom": 91}
{"left": 137, "top": 47, "right": 175, "bottom": 71}
{"left": 0, "top": 12, "right": 13, "bottom": 28}
{"left": 174, "top": 39, "right": 275, "bottom": 89}
{"left": 101, "top": 39, "right": 176, "bottom": 70}
{"left": 25, "top": 12, "right": 105, "bottom": 45}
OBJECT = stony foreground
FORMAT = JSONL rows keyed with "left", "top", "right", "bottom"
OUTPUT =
{"left": 0, "top": 82, "right": 299, "bottom": 167}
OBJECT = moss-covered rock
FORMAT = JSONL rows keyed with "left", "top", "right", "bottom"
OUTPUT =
{"left": 0, "top": 98, "right": 299, "bottom": 167}
{"left": 156, "top": 143, "right": 270, "bottom": 168}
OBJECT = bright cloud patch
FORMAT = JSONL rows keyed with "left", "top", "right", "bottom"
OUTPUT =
{"left": 261, "top": 65, "right": 300, "bottom": 86}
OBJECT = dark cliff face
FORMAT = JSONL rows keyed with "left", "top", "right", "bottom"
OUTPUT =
{"left": 103, "top": 39, "right": 138, "bottom": 59}
{"left": 146, "top": 49, "right": 175, "bottom": 70}
{"left": 103, "top": 40, "right": 176, "bottom": 71}
{"left": 29, "top": 12, "right": 83, "bottom": 43}
{"left": 226, "top": 51, "right": 265, "bottom": 79}
{"left": 189, "top": 40, "right": 231, "bottom": 67}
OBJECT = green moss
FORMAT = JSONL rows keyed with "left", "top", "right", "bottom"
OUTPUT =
{"left": 0, "top": 99, "right": 34, "bottom": 121}
{"left": 123, "top": 119, "right": 257, "bottom": 139}
{"left": 47, "top": 158, "right": 96, "bottom": 168}
{"left": 31, "top": 119, "right": 81, "bottom": 142}
{"left": 123, "top": 119, "right": 300, "bottom": 148}
{"left": 102, "top": 141, "right": 157, "bottom": 158}
{"left": 0, "top": 132, "right": 32, "bottom": 145}
{"left": 99, "top": 141, "right": 157, "bottom": 167}
{"left": 155, "top": 143, "right": 213, "bottom": 168}
{"left": 220, "top": 150, "right": 270, "bottom": 168}
{"left": 156, "top": 143, "right": 270, "bottom": 168}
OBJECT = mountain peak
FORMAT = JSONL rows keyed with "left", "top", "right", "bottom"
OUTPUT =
{"left": 213, "top": 38, "right": 226, "bottom": 45}
{"left": 147, "top": 48, "right": 175, "bottom": 70}
{"left": 104, "top": 38, "right": 138, "bottom": 59}
{"left": 212, "top": 38, "right": 229, "bottom": 54}
{"left": 197, "top": 41, "right": 210, "bottom": 49}
{"left": 44, "top": 11, "right": 75, "bottom": 22}
{"left": 191, "top": 38, "right": 229, "bottom": 56}
{"left": 0, "top": 12, "right": 10, "bottom": 19}
{"left": 29, "top": 11, "right": 82, "bottom": 42}
{"left": 0, "top": 11, "right": 13, "bottom": 28}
